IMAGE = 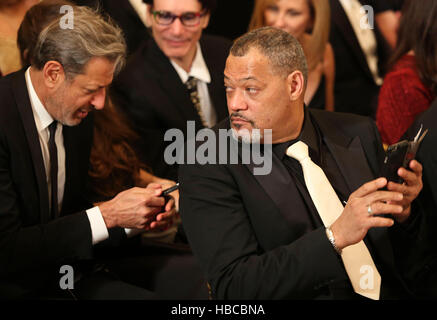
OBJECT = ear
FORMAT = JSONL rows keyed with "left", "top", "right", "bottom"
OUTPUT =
{"left": 286, "top": 71, "right": 305, "bottom": 102}
{"left": 42, "top": 61, "right": 66, "bottom": 90}
{"left": 145, "top": 4, "right": 153, "bottom": 27}
{"left": 201, "top": 12, "right": 211, "bottom": 29}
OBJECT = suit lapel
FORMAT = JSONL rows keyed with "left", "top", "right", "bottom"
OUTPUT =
{"left": 312, "top": 111, "right": 395, "bottom": 268}
{"left": 12, "top": 71, "right": 50, "bottom": 223}
{"left": 201, "top": 39, "right": 228, "bottom": 122}
{"left": 148, "top": 39, "right": 205, "bottom": 128}
{"left": 330, "top": 0, "right": 374, "bottom": 81}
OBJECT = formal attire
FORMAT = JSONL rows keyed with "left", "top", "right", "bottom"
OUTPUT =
{"left": 0, "top": 69, "right": 101, "bottom": 298}
{"left": 376, "top": 54, "right": 436, "bottom": 145}
{"left": 329, "top": 0, "right": 391, "bottom": 117}
{"left": 403, "top": 98, "right": 437, "bottom": 298}
{"left": 111, "top": 35, "right": 231, "bottom": 180}
{"left": 178, "top": 108, "right": 430, "bottom": 299}
{"left": 0, "top": 69, "right": 197, "bottom": 299}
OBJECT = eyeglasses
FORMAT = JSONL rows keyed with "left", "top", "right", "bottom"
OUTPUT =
{"left": 151, "top": 10, "right": 206, "bottom": 27}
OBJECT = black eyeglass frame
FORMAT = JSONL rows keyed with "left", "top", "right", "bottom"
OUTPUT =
{"left": 151, "top": 10, "right": 207, "bottom": 27}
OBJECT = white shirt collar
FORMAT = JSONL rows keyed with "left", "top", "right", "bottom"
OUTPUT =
{"left": 170, "top": 42, "right": 211, "bottom": 84}
{"left": 25, "top": 67, "right": 54, "bottom": 132}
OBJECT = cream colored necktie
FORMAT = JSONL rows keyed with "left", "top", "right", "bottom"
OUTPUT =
{"left": 287, "top": 141, "right": 381, "bottom": 300}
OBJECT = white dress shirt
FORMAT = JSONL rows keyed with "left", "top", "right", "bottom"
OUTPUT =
{"left": 170, "top": 42, "right": 217, "bottom": 128}
{"left": 339, "top": 0, "right": 383, "bottom": 85}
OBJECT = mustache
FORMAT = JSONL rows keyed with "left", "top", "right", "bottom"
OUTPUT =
{"left": 230, "top": 112, "right": 255, "bottom": 126}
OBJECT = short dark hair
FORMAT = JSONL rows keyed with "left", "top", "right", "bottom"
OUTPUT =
{"left": 142, "top": 0, "right": 217, "bottom": 13}
{"left": 230, "top": 27, "right": 308, "bottom": 85}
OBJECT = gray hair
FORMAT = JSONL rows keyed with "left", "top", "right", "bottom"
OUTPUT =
{"left": 33, "top": 5, "right": 126, "bottom": 79}
{"left": 230, "top": 27, "right": 308, "bottom": 85}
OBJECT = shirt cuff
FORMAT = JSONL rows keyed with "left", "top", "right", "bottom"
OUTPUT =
{"left": 86, "top": 206, "right": 109, "bottom": 245}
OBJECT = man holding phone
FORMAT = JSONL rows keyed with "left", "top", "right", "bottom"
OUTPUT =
{"left": 179, "top": 27, "right": 429, "bottom": 300}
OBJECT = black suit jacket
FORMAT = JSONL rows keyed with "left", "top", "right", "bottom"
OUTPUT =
{"left": 111, "top": 35, "right": 231, "bottom": 180}
{"left": 179, "top": 109, "right": 425, "bottom": 299}
{"left": 403, "top": 99, "right": 437, "bottom": 297}
{"left": 330, "top": 0, "right": 391, "bottom": 117}
{"left": 0, "top": 70, "right": 98, "bottom": 298}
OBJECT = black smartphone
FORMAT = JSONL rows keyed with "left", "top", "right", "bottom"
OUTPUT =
{"left": 379, "top": 127, "right": 428, "bottom": 184}
{"left": 162, "top": 183, "right": 179, "bottom": 196}
{"left": 161, "top": 183, "right": 179, "bottom": 204}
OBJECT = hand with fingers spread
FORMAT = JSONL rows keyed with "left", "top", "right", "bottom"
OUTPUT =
{"left": 98, "top": 184, "right": 165, "bottom": 230}
{"left": 386, "top": 160, "right": 423, "bottom": 223}
{"left": 330, "top": 178, "right": 404, "bottom": 250}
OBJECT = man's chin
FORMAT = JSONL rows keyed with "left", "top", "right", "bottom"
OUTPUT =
{"left": 231, "top": 127, "right": 262, "bottom": 144}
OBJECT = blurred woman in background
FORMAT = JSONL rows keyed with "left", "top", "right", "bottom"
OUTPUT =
{"left": 249, "top": 0, "right": 334, "bottom": 111}
{"left": 0, "top": 0, "right": 39, "bottom": 77}
{"left": 376, "top": 0, "right": 437, "bottom": 145}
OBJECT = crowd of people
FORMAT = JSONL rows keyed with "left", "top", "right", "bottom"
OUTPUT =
{"left": 0, "top": 0, "right": 436, "bottom": 300}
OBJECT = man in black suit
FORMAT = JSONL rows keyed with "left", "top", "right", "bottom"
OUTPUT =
{"left": 178, "top": 27, "right": 428, "bottom": 299}
{"left": 0, "top": 6, "right": 176, "bottom": 299}
{"left": 329, "top": 0, "right": 391, "bottom": 117}
{"left": 111, "top": 0, "right": 231, "bottom": 180}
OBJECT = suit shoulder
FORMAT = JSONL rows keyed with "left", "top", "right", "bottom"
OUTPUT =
{"left": 310, "top": 109, "right": 377, "bottom": 137}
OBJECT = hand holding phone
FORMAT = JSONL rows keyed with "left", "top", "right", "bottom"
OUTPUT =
{"left": 379, "top": 126, "right": 428, "bottom": 183}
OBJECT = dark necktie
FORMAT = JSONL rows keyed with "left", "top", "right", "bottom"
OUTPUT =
{"left": 48, "top": 121, "right": 59, "bottom": 219}
{"left": 185, "top": 76, "right": 208, "bottom": 127}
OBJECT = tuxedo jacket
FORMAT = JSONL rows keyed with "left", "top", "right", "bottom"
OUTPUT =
{"left": 403, "top": 99, "right": 437, "bottom": 297}
{"left": 111, "top": 35, "right": 231, "bottom": 180}
{"left": 179, "top": 109, "right": 426, "bottom": 299}
{"left": 329, "top": 0, "right": 391, "bottom": 117}
{"left": 0, "top": 71, "right": 108, "bottom": 298}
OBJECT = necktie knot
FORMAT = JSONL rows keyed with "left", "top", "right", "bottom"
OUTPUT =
{"left": 185, "top": 76, "right": 198, "bottom": 90}
{"left": 48, "top": 121, "right": 57, "bottom": 137}
{"left": 286, "top": 141, "right": 310, "bottom": 163}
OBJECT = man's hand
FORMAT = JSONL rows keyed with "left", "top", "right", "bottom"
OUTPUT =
{"left": 330, "top": 178, "right": 404, "bottom": 250}
{"left": 386, "top": 160, "right": 423, "bottom": 223}
{"left": 99, "top": 184, "right": 165, "bottom": 229}
{"left": 148, "top": 191, "right": 177, "bottom": 232}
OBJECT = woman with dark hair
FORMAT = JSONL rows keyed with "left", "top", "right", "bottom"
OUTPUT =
{"left": 376, "top": 0, "right": 437, "bottom": 145}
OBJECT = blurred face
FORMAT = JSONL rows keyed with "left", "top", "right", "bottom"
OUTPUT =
{"left": 46, "top": 57, "right": 114, "bottom": 126}
{"left": 224, "top": 48, "right": 303, "bottom": 144}
{"left": 150, "top": 0, "right": 210, "bottom": 64}
{"left": 264, "top": 0, "right": 313, "bottom": 41}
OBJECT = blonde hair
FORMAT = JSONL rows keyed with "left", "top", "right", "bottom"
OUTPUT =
{"left": 249, "top": 0, "right": 330, "bottom": 71}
